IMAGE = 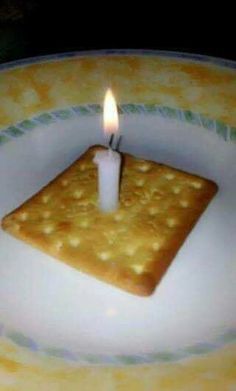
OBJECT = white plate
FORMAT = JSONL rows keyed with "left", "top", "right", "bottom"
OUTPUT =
{"left": 0, "top": 52, "right": 235, "bottom": 365}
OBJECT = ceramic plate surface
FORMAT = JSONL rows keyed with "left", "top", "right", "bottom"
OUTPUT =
{"left": 0, "top": 50, "right": 235, "bottom": 365}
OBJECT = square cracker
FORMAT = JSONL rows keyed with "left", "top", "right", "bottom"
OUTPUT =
{"left": 1, "top": 146, "right": 218, "bottom": 296}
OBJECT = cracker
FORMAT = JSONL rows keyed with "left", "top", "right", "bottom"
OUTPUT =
{"left": 1, "top": 146, "right": 218, "bottom": 296}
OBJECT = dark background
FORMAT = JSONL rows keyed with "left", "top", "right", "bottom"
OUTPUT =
{"left": 0, "top": 0, "right": 234, "bottom": 64}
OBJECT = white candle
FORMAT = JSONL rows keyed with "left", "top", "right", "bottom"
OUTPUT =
{"left": 94, "top": 89, "right": 121, "bottom": 212}
{"left": 94, "top": 149, "right": 121, "bottom": 212}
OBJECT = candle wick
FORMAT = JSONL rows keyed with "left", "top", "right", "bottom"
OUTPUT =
{"left": 108, "top": 134, "right": 114, "bottom": 149}
{"left": 108, "top": 133, "right": 122, "bottom": 152}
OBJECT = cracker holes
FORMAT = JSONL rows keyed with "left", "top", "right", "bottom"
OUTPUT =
{"left": 54, "top": 241, "right": 63, "bottom": 251}
{"left": 98, "top": 251, "right": 111, "bottom": 261}
{"left": 79, "top": 220, "right": 89, "bottom": 228}
{"left": 191, "top": 181, "right": 202, "bottom": 189}
{"left": 180, "top": 200, "right": 189, "bottom": 208}
{"left": 152, "top": 242, "right": 161, "bottom": 251}
{"left": 42, "top": 194, "right": 51, "bottom": 204}
{"left": 43, "top": 225, "right": 54, "bottom": 234}
{"left": 172, "top": 186, "right": 181, "bottom": 194}
{"left": 135, "top": 179, "right": 145, "bottom": 187}
{"left": 61, "top": 179, "right": 69, "bottom": 187}
{"left": 42, "top": 211, "right": 51, "bottom": 219}
{"left": 137, "top": 163, "right": 151, "bottom": 172}
{"left": 140, "top": 198, "right": 149, "bottom": 205}
{"left": 166, "top": 218, "right": 177, "bottom": 228}
{"left": 114, "top": 213, "right": 123, "bottom": 222}
{"left": 131, "top": 264, "right": 144, "bottom": 274}
{"left": 69, "top": 237, "right": 80, "bottom": 247}
{"left": 123, "top": 199, "right": 133, "bottom": 207}
{"left": 165, "top": 173, "right": 175, "bottom": 180}
{"left": 77, "top": 199, "right": 90, "bottom": 207}
{"left": 18, "top": 212, "right": 28, "bottom": 221}
{"left": 73, "top": 189, "right": 83, "bottom": 199}
{"left": 125, "top": 246, "right": 136, "bottom": 256}
{"left": 152, "top": 189, "right": 163, "bottom": 199}
{"left": 149, "top": 207, "right": 159, "bottom": 216}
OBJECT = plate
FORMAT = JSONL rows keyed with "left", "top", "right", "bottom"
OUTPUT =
{"left": 0, "top": 50, "right": 235, "bottom": 366}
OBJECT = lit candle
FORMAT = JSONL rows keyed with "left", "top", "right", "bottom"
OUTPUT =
{"left": 94, "top": 89, "right": 121, "bottom": 212}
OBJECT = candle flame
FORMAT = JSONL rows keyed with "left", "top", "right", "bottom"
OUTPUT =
{"left": 103, "top": 89, "right": 119, "bottom": 134}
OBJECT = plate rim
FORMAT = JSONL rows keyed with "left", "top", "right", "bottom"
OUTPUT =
{"left": 1, "top": 323, "right": 235, "bottom": 366}
{"left": 0, "top": 104, "right": 235, "bottom": 146}
{"left": 0, "top": 49, "right": 236, "bottom": 72}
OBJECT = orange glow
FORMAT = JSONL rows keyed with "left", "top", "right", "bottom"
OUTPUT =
{"left": 103, "top": 89, "right": 119, "bottom": 134}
